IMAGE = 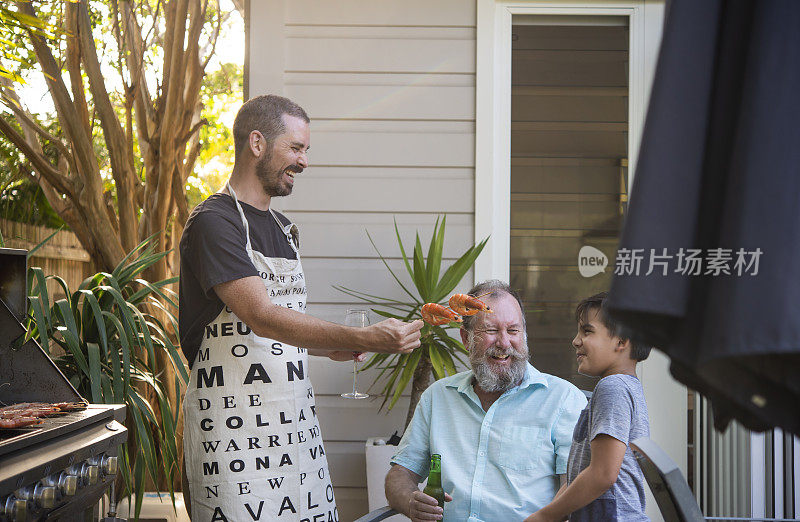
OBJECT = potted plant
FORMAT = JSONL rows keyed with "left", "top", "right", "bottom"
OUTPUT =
{"left": 336, "top": 216, "right": 487, "bottom": 515}
{"left": 336, "top": 215, "right": 489, "bottom": 425}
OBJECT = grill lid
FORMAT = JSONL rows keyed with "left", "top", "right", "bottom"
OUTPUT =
{"left": 0, "top": 248, "right": 83, "bottom": 405}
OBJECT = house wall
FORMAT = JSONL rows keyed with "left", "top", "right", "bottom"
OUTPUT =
{"left": 247, "top": 2, "right": 678, "bottom": 521}
{"left": 247, "top": 1, "right": 478, "bottom": 519}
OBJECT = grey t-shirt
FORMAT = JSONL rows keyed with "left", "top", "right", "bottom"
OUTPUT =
{"left": 566, "top": 374, "right": 650, "bottom": 522}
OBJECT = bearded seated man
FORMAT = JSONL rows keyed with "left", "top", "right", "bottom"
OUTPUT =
{"left": 385, "top": 280, "right": 588, "bottom": 522}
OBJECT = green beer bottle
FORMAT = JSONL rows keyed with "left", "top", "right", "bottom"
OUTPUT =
{"left": 422, "top": 453, "right": 445, "bottom": 509}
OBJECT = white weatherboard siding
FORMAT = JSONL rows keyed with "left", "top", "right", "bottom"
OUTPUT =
{"left": 248, "top": 1, "right": 477, "bottom": 519}
{"left": 247, "top": 3, "right": 679, "bottom": 522}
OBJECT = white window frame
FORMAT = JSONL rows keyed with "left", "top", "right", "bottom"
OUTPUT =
{"left": 474, "top": 6, "right": 683, "bottom": 521}
{"left": 474, "top": 0, "right": 651, "bottom": 281}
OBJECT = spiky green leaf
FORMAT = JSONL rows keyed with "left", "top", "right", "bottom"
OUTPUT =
{"left": 425, "top": 215, "right": 446, "bottom": 292}
{"left": 428, "top": 344, "right": 445, "bottom": 379}
{"left": 87, "top": 342, "right": 102, "bottom": 402}
{"left": 412, "top": 233, "right": 429, "bottom": 298}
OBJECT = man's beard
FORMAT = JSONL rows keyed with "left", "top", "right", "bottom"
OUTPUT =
{"left": 255, "top": 151, "right": 301, "bottom": 197}
{"left": 467, "top": 331, "right": 529, "bottom": 393}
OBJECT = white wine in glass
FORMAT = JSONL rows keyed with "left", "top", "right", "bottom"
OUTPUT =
{"left": 341, "top": 309, "right": 369, "bottom": 399}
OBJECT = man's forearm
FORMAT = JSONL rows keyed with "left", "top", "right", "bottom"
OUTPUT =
{"left": 252, "top": 305, "right": 424, "bottom": 355}
{"left": 251, "top": 304, "right": 364, "bottom": 350}
{"left": 215, "top": 276, "right": 421, "bottom": 354}
{"left": 385, "top": 466, "right": 420, "bottom": 516}
{"left": 308, "top": 348, "right": 349, "bottom": 360}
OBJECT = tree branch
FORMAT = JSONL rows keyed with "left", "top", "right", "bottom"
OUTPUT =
{"left": 0, "top": 80, "right": 73, "bottom": 186}
{"left": 118, "top": 0, "right": 156, "bottom": 138}
{"left": 172, "top": 161, "right": 189, "bottom": 227}
{"left": 0, "top": 92, "right": 72, "bottom": 163}
{"left": 231, "top": 0, "right": 245, "bottom": 18}
{"left": 0, "top": 115, "right": 73, "bottom": 198}
{"left": 180, "top": 117, "right": 207, "bottom": 147}
{"left": 183, "top": 135, "right": 202, "bottom": 183}
{"left": 179, "top": 1, "right": 209, "bottom": 147}
{"left": 24, "top": 163, "right": 105, "bottom": 274}
{"left": 200, "top": 0, "right": 222, "bottom": 70}
{"left": 65, "top": 3, "right": 91, "bottom": 134}
{"left": 146, "top": 0, "right": 189, "bottom": 247}
{"left": 140, "top": 1, "right": 162, "bottom": 58}
{"left": 181, "top": 103, "right": 203, "bottom": 185}
{"left": 15, "top": 1, "right": 126, "bottom": 270}
{"left": 76, "top": 1, "right": 139, "bottom": 252}
{"left": 15, "top": 1, "right": 97, "bottom": 178}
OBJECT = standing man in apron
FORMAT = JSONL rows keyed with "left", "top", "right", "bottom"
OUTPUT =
{"left": 179, "top": 95, "right": 423, "bottom": 522}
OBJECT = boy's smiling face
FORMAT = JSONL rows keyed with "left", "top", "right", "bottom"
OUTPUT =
{"left": 572, "top": 307, "right": 627, "bottom": 378}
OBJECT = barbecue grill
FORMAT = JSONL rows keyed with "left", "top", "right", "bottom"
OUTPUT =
{"left": 0, "top": 248, "right": 128, "bottom": 521}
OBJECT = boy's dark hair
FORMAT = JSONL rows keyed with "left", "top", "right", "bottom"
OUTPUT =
{"left": 233, "top": 95, "right": 310, "bottom": 159}
{"left": 575, "top": 292, "right": 652, "bottom": 361}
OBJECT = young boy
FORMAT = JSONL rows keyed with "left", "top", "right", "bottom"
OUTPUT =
{"left": 525, "top": 292, "right": 652, "bottom": 522}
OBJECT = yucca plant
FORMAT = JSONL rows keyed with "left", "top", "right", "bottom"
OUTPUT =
{"left": 24, "top": 236, "right": 188, "bottom": 519}
{"left": 335, "top": 216, "right": 488, "bottom": 429}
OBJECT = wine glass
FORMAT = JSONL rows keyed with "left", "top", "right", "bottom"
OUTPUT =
{"left": 341, "top": 309, "right": 370, "bottom": 399}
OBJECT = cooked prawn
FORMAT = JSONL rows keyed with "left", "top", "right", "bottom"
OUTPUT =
{"left": 448, "top": 292, "right": 493, "bottom": 316}
{"left": 421, "top": 303, "right": 462, "bottom": 326}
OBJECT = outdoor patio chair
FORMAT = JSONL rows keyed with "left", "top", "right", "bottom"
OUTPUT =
{"left": 631, "top": 437, "right": 796, "bottom": 522}
{"left": 631, "top": 436, "right": 706, "bottom": 522}
{"left": 354, "top": 506, "right": 400, "bottom": 522}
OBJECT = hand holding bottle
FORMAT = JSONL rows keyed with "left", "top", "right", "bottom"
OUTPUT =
{"left": 407, "top": 490, "right": 453, "bottom": 522}
{"left": 409, "top": 454, "right": 452, "bottom": 521}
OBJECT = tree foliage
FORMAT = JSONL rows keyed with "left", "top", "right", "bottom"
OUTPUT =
{"left": 187, "top": 61, "right": 242, "bottom": 208}
{"left": 0, "top": 0, "right": 229, "bottom": 282}
{"left": 0, "top": 3, "right": 240, "bottom": 494}
{"left": 0, "top": 2, "right": 49, "bottom": 82}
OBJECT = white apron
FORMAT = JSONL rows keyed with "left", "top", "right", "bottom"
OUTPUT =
{"left": 184, "top": 184, "right": 337, "bottom": 522}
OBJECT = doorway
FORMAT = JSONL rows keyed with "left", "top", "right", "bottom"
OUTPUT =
{"left": 509, "top": 18, "right": 629, "bottom": 390}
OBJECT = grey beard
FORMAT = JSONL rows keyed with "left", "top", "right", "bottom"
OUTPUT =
{"left": 468, "top": 333, "right": 528, "bottom": 393}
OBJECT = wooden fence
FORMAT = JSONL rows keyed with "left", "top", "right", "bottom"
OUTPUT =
{"left": 0, "top": 218, "right": 94, "bottom": 296}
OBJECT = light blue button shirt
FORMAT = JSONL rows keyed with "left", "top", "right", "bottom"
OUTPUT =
{"left": 391, "top": 363, "right": 587, "bottom": 522}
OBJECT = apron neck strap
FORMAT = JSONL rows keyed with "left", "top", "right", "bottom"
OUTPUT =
{"left": 226, "top": 182, "right": 299, "bottom": 254}
{"left": 226, "top": 181, "right": 253, "bottom": 254}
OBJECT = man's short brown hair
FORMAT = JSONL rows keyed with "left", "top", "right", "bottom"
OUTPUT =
{"left": 233, "top": 95, "right": 309, "bottom": 159}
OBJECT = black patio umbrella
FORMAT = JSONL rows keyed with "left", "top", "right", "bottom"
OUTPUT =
{"left": 607, "top": 0, "right": 800, "bottom": 434}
